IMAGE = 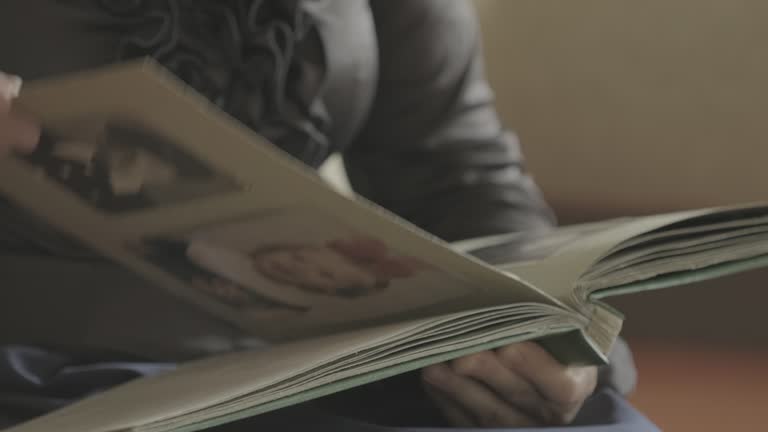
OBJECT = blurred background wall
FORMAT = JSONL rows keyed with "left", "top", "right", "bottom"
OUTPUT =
{"left": 321, "top": 2, "right": 768, "bottom": 429}
{"left": 472, "top": 1, "right": 768, "bottom": 430}
{"left": 473, "top": 0, "right": 768, "bottom": 216}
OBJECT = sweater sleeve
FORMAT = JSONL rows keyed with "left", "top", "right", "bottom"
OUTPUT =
{"left": 344, "top": 0, "right": 556, "bottom": 242}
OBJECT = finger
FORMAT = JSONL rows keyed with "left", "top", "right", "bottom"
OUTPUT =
{"left": 422, "top": 384, "right": 475, "bottom": 427}
{"left": 498, "top": 342, "right": 598, "bottom": 406}
{"left": 0, "top": 115, "right": 40, "bottom": 154}
{"left": 422, "top": 363, "right": 540, "bottom": 428}
{"left": 0, "top": 71, "right": 38, "bottom": 155}
{"left": 0, "top": 72, "right": 22, "bottom": 112}
{"left": 451, "top": 350, "right": 550, "bottom": 421}
{"left": 497, "top": 342, "right": 597, "bottom": 422}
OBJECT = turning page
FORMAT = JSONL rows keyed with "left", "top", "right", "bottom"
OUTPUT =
{"left": 0, "top": 59, "right": 565, "bottom": 342}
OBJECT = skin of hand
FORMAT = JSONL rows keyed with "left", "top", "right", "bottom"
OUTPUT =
{"left": 421, "top": 341, "right": 598, "bottom": 428}
{"left": 0, "top": 72, "right": 40, "bottom": 157}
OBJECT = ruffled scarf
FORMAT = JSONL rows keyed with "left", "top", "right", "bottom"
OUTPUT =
{"left": 58, "top": 0, "right": 331, "bottom": 166}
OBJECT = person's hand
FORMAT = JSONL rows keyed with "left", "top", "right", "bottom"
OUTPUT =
{"left": 0, "top": 72, "right": 40, "bottom": 157}
{"left": 421, "top": 342, "right": 598, "bottom": 428}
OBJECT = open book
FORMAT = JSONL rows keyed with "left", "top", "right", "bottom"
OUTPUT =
{"left": 3, "top": 60, "right": 768, "bottom": 432}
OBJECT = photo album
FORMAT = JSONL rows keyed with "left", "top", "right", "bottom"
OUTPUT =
{"left": 3, "top": 59, "right": 768, "bottom": 432}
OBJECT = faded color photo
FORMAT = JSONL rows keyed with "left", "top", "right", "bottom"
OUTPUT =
{"left": 132, "top": 210, "right": 435, "bottom": 315}
{"left": 19, "top": 119, "right": 237, "bottom": 212}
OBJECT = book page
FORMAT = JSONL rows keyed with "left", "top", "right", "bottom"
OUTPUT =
{"left": 7, "top": 304, "right": 581, "bottom": 432}
{"left": 466, "top": 210, "right": 727, "bottom": 307}
{"left": 0, "top": 60, "right": 563, "bottom": 342}
{"left": 473, "top": 204, "right": 768, "bottom": 308}
{"left": 585, "top": 234, "right": 768, "bottom": 291}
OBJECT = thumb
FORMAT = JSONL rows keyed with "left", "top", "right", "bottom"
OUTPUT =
{"left": 0, "top": 72, "right": 22, "bottom": 113}
{"left": 0, "top": 72, "right": 40, "bottom": 154}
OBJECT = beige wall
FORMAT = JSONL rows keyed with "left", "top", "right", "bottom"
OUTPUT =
{"left": 474, "top": 0, "right": 768, "bottom": 219}
{"left": 472, "top": 7, "right": 768, "bottom": 428}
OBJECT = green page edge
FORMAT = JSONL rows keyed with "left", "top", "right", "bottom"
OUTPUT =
{"left": 590, "top": 253, "right": 768, "bottom": 300}
{"left": 161, "top": 328, "right": 592, "bottom": 432}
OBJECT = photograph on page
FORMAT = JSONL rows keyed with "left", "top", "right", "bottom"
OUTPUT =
{"left": 16, "top": 116, "right": 239, "bottom": 213}
{"left": 127, "top": 207, "right": 477, "bottom": 335}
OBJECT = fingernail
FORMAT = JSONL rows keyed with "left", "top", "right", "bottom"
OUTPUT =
{"left": 0, "top": 73, "right": 22, "bottom": 100}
